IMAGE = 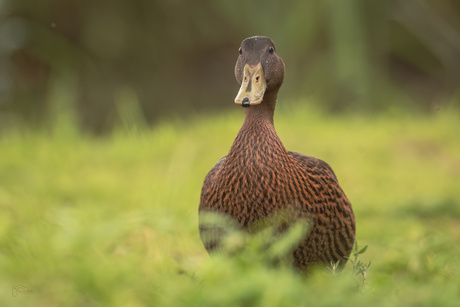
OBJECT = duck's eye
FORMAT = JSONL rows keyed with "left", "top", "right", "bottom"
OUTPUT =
{"left": 268, "top": 46, "right": 274, "bottom": 54}
{"left": 238, "top": 47, "right": 242, "bottom": 55}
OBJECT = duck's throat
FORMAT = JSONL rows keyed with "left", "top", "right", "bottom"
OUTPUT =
{"left": 242, "top": 92, "right": 277, "bottom": 124}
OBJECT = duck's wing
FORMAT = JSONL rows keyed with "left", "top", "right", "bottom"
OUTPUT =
{"left": 288, "top": 151, "right": 355, "bottom": 269}
{"left": 200, "top": 156, "right": 226, "bottom": 196}
{"left": 288, "top": 151, "right": 339, "bottom": 182}
{"left": 199, "top": 156, "right": 227, "bottom": 252}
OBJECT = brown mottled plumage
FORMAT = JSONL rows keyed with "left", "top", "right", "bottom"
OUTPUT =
{"left": 199, "top": 36, "right": 355, "bottom": 271}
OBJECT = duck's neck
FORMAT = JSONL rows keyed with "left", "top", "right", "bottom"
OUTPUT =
{"left": 242, "top": 90, "right": 277, "bottom": 126}
{"left": 227, "top": 91, "right": 289, "bottom": 161}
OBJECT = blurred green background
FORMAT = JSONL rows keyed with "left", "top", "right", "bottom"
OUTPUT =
{"left": 1, "top": 0, "right": 459, "bottom": 132}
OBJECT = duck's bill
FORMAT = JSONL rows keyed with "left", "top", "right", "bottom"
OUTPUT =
{"left": 234, "top": 63, "right": 267, "bottom": 108}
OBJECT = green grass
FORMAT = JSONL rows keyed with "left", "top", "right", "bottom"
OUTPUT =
{"left": 1, "top": 102, "right": 459, "bottom": 306}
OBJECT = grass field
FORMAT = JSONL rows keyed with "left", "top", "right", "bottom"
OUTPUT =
{"left": 1, "top": 101, "right": 459, "bottom": 306}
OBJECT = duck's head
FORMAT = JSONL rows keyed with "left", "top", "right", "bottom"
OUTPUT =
{"left": 234, "top": 36, "right": 285, "bottom": 108}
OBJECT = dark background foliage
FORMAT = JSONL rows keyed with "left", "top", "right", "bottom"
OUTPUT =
{"left": 1, "top": 0, "right": 459, "bottom": 133}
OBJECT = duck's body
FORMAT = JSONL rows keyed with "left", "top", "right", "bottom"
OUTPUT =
{"left": 199, "top": 36, "right": 355, "bottom": 271}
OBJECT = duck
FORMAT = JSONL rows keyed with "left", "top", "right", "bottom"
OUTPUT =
{"left": 199, "top": 36, "right": 356, "bottom": 271}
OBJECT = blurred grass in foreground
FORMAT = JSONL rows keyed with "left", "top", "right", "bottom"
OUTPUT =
{"left": 0, "top": 101, "right": 459, "bottom": 306}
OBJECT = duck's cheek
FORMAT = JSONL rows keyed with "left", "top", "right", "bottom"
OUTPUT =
{"left": 234, "top": 63, "right": 267, "bottom": 108}
{"left": 263, "top": 61, "right": 284, "bottom": 87}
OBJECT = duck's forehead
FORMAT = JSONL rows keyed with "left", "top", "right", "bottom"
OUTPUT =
{"left": 242, "top": 36, "right": 275, "bottom": 50}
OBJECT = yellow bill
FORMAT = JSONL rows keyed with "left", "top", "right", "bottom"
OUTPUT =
{"left": 234, "top": 63, "right": 267, "bottom": 108}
